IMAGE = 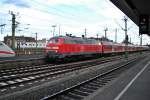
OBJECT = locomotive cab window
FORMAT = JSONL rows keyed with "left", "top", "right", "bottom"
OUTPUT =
{"left": 48, "top": 38, "right": 59, "bottom": 44}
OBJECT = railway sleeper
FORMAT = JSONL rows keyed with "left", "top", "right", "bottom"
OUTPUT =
{"left": 92, "top": 81, "right": 107, "bottom": 86}
{"left": 58, "top": 95, "right": 73, "bottom": 100}
{"left": 94, "top": 80, "right": 108, "bottom": 85}
{"left": 83, "top": 85, "right": 98, "bottom": 90}
{"left": 78, "top": 87, "right": 94, "bottom": 93}
{"left": 71, "top": 89, "right": 89, "bottom": 96}
{"left": 88, "top": 82, "right": 103, "bottom": 87}
{"left": 86, "top": 83, "right": 101, "bottom": 88}
{"left": 66, "top": 92, "right": 84, "bottom": 100}
{"left": 102, "top": 75, "right": 117, "bottom": 79}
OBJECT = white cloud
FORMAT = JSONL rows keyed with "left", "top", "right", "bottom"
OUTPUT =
{"left": 0, "top": 0, "right": 149, "bottom": 45}
{"left": 41, "top": 0, "right": 96, "bottom": 5}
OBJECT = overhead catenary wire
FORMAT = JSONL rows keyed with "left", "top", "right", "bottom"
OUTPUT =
{"left": 0, "top": 0, "right": 148, "bottom": 44}
{"left": 0, "top": 0, "right": 124, "bottom": 30}
{"left": 29, "top": 0, "right": 98, "bottom": 20}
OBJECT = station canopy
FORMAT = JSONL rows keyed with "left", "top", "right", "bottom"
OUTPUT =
{"left": 110, "top": 0, "right": 150, "bottom": 36}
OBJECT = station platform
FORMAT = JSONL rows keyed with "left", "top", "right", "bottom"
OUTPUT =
{"left": 0, "top": 54, "right": 45, "bottom": 63}
{"left": 87, "top": 54, "right": 150, "bottom": 100}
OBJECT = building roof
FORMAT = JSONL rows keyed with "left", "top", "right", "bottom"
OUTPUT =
{"left": 4, "top": 36, "right": 36, "bottom": 42}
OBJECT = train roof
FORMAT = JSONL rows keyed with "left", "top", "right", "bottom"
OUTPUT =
{"left": 51, "top": 36, "right": 99, "bottom": 41}
{"left": 50, "top": 36, "right": 100, "bottom": 45}
{"left": 50, "top": 36, "right": 149, "bottom": 48}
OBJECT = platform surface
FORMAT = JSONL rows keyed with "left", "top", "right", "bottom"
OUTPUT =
{"left": 87, "top": 55, "right": 150, "bottom": 100}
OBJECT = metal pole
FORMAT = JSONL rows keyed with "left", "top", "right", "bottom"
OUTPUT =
{"left": 140, "top": 34, "right": 143, "bottom": 54}
{"left": 35, "top": 33, "right": 37, "bottom": 54}
{"left": 96, "top": 33, "right": 99, "bottom": 39}
{"left": 104, "top": 28, "right": 108, "bottom": 38}
{"left": 140, "top": 34, "right": 142, "bottom": 46}
{"left": 52, "top": 25, "right": 56, "bottom": 37}
{"left": 11, "top": 12, "right": 16, "bottom": 50}
{"left": 124, "top": 17, "right": 128, "bottom": 59}
{"left": 85, "top": 28, "right": 87, "bottom": 38}
{"left": 58, "top": 25, "right": 61, "bottom": 36}
{"left": 115, "top": 28, "right": 117, "bottom": 43}
{"left": 0, "top": 27, "right": 2, "bottom": 34}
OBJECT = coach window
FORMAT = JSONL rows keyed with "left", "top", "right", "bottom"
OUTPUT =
{"left": 75, "top": 40, "right": 81, "bottom": 44}
{"left": 80, "top": 40, "right": 84, "bottom": 44}
{"left": 69, "top": 40, "right": 74, "bottom": 44}
{"left": 106, "top": 45, "right": 112, "bottom": 49}
{"left": 87, "top": 40, "right": 92, "bottom": 44}
{"left": 92, "top": 40, "right": 98, "bottom": 45}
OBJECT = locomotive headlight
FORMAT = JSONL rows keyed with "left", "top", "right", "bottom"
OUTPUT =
{"left": 52, "top": 46, "right": 59, "bottom": 49}
{"left": 46, "top": 46, "right": 59, "bottom": 49}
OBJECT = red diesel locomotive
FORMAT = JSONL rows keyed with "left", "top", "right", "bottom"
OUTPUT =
{"left": 45, "top": 36, "right": 102, "bottom": 59}
{"left": 45, "top": 36, "right": 148, "bottom": 59}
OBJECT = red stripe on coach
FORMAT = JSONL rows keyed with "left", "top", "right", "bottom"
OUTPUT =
{"left": 0, "top": 51, "right": 15, "bottom": 54}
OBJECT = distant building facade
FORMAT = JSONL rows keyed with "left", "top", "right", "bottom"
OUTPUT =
{"left": 4, "top": 35, "right": 47, "bottom": 49}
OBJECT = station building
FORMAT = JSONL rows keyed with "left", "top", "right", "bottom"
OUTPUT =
{"left": 4, "top": 35, "right": 47, "bottom": 49}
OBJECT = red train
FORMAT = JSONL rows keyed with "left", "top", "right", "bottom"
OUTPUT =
{"left": 45, "top": 36, "right": 148, "bottom": 59}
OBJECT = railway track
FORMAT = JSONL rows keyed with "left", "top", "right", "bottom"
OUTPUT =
{"left": 0, "top": 52, "right": 147, "bottom": 100}
{"left": 41, "top": 56, "right": 140, "bottom": 100}
{"left": 0, "top": 55, "right": 125, "bottom": 94}
{"left": 0, "top": 58, "right": 46, "bottom": 70}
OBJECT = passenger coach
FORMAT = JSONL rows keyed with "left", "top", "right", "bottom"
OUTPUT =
{"left": 45, "top": 36, "right": 149, "bottom": 60}
{"left": 0, "top": 41, "right": 15, "bottom": 58}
